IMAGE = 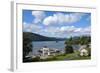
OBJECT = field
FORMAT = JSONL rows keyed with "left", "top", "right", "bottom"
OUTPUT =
{"left": 23, "top": 50, "right": 91, "bottom": 62}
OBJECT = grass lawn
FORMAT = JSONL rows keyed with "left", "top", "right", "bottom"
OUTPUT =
{"left": 23, "top": 51, "right": 91, "bottom": 63}
{"left": 55, "top": 53, "right": 91, "bottom": 61}
{"left": 39, "top": 51, "right": 91, "bottom": 62}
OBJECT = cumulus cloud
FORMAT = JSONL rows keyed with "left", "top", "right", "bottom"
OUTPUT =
{"left": 23, "top": 10, "right": 91, "bottom": 37}
{"left": 60, "top": 26, "right": 91, "bottom": 37}
{"left": 23, "top": 22, "right": 42, "bottom": 32}
{"left": 23, "top": 21, "right": 90, "bottom": 38}
{"left": 44, "top": 27, "right": 57, "bottom": 32}
{"left": 32, "top": 11, "right": 45, "bottom": 23}
{"left": 43, "top": 13, "right": 85, "bottom": 26}
{"left": 41, "top": 25, "right": 91, "bottom": 37}
{"left": 60, "top": 26, "right": 91, "bottom": 34}
{"left": 74, "top": 26, "right": 91, "bottom": 33}
{"left": 60, "top": 26, "right": 75, "bottom": 33}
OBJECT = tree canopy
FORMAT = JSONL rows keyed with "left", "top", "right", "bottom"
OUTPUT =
{"left": 65, "top": 36, "right": 91, "bottom": 45}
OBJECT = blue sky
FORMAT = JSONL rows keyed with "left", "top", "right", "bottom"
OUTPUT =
{"left": 23, "top": 10, "right": 91, "bottom": 38}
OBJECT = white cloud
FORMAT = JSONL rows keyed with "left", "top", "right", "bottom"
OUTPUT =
{"left": 74, "top": 26, "right": 91, "bottom": 33}
{"left": 44, "top": 27, "right": 60, "bottom": 33}
{"left": 83, "top": 26, "right": 91, "bottom": 33}
{"left": 32, "top": 11, "right": 45, "bottom": 23}
{"left": 23, "top": 22, "right": 90, "bottom": 38}
{"left": 23, "top": 22, "right": 28, "bottom": 29}
{"left": 60, "top": 26, "right": 90, "bottom": 33}
{"left": 23, "top": 22, "right": 42, "bottom": 32}
{"left": 43, "top": 13, "right": 85, "bottom": 26}
{"left": 42, "top": 26, "right": 90, "bottom": 37}
{"left": 60, "top": 26, "right": 75, "bottom": 33}
{"left": 59, "top": 26, "right": 91, "bottom": 37}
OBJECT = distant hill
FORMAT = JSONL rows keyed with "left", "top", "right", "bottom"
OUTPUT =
{"left": 23, "top": 32, "right": 66, "bottom": 42}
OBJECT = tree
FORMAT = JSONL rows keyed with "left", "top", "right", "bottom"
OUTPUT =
{"left": 65, "top": 45, "right": 74, "bottom": 54}
{"left": 65, "top": 36, "right": 91, "bottom": 46}
{"left": 64, "top": 36, "right": 91, "bottom": 54}
{"left": 79, "top": 36, "right": 90, "bottom": 45}
{"left": 23, "top": 33, "right": 33, "bottom": 60}
{"left": 23, "top": 42, "right": 33, "bottom": 58}
{"left": 87, "top": 48, "right": 91, "bottom": 56}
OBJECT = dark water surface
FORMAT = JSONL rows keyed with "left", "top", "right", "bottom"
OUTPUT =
{"left": 32, "top": 41, "right": 80, "bottom": 55}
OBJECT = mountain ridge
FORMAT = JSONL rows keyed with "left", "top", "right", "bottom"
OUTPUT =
{"left": 23, "top": 32, "right": 66, "bottom": 42}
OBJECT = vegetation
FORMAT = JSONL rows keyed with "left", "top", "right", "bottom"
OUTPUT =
{"left": 23, "top": 32, "right": 66, "bottom": 41}
{"left": 87, "top": 48, "right": 91, "bottom": 56}
{"left": 24, "top": 51, "right": 90, "bottom": 63}
{"left": 23, "top": 32, "right": 65, "bottom": 62}
{"left": 44, "top": 51, "right": 90, "bottom": 61}
{"left": 55, "top": 51, "right": 90, "bottom": 60}
{"left": 23, "top": 32, "right": 91, "bottom": 62}
{"left": 64, "top": 36, "right": 91, "bottom": 55}
{"left": 65, "top": 45, "right": 74, "bottom": 54}
{"left": 23, "top": 32, "right": 33, "bottom": 62}
{"left": 65, "top": 36, "right": 91, "bottom": 45}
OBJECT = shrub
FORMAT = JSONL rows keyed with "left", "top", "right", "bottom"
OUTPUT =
{"left": 32, "top": 56, "right": 40, "bottom": 61}
{"left": 65, "top": 45, "right": 74, "bottom": 54}
{"left": 86, "top": 48, "right": 91, "bottom": 56}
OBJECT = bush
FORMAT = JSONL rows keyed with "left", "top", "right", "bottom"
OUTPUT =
{"left": 32, "top": 56, "right": 41, "bottom": 62}
{"left": 41, "top": 56, "right": 57, "bottom": 61}
{"left": 86, "top": 48, "right": 91, "bottom": 56}
{"left": 65, "top": 45, "right": 74, "bottom": 54}
{"left": 23, "top": 57, "right": 33, "bottom": 62}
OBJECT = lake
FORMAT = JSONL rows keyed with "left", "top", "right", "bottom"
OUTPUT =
{"left": 32, "top": 41, "right": 80, "bottom": 55}
{"left": 32, "top": 41, "right": 65, "bottom": 55}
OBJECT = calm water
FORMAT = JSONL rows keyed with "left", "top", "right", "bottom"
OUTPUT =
{"left": 32, "top": 41, "right": 65, "bottom": 55}
{"left": 32, "top": 41, "right": 80, "bottom": 55}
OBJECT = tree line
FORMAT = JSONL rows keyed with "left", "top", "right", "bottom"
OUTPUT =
{"left": 64, "top": 36, "right": 91, "bottom": 54}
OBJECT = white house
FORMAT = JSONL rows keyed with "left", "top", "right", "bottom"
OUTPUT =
{"left": 42, "top": 47, "right": 50, "bottom": 56}
{"left": 38, "top": 46, "right": 61, "bottom": 58}
{"left": 79, "top": 45, "right": 88, "bottom": 56}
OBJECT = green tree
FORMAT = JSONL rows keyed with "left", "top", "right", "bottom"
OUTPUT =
{"left": 87, "top": 48, "right": 91, "bottom": 56}
{"left": 23, "top": 33, "right": 33, "bottom": 60}
{"left": 65, "top": 45, "right": 74, "bottom": 54}
{"left": 23, "top": 42, "right": 32, "bottom": 58}
{"left": 64, "top": 36, "right": 91, "bottom": 55}
{"left": 65, "top": 36, "right": 91, "bottom": 46}
{"left": 79, "top": 36, "right": 90, "bottom": 45}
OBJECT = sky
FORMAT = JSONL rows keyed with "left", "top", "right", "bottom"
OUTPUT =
{"left": 23, "top": 10, "right": 91, "bottom": 38}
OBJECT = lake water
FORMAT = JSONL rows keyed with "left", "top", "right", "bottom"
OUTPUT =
{"left": 32, "top": 41, "right": 80, "bottom": 55}
{"left": 32, "top": 41, "right": 65, "bottom": 55}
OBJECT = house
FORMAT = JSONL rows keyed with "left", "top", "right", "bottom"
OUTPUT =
{"left": 38, "top": 46, "right": 61, "bottom": 58}
{"left": 79, "top": 45, "right": 88, "bottom": 56}
{"left": 42, "top": 47, "right": 50, "bottom": 56}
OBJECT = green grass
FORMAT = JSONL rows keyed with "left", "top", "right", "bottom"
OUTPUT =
{"left": 54, "top": 51, "right": 91, "bottom": 61}
{"left": 24, "top": 50, "right": 91, "bottom": 62}
{"left": 39, "top": 51, "right": 91, "bottom": 62}
{"left": 41, "top": 50, "right": 91, "bottom": 61}
{"left": 55, "top": 53, "right": 90, "bottom": 61}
